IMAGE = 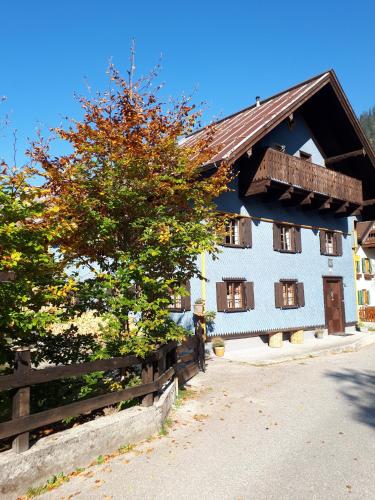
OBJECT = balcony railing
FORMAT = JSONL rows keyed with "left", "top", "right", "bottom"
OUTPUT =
{"left": 251, "top": 148, "right": 363, "bottom": 205}
{"left": 362, "top": 231, "right": 375, "bottom": 248}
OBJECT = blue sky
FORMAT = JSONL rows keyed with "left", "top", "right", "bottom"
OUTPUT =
{"left": 1, "top": 0, "right": 374, "bottom": 165}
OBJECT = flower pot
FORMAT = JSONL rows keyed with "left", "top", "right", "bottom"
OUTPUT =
{"left": 214, "top": 346, "right": 225, "bottom": 357}
{"left": 194, "top": 303, "right": 204, "bottom": 316}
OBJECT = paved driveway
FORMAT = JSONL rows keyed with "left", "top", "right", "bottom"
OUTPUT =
{"left": 43, "top": 345, "right": 375, "bottom": 500}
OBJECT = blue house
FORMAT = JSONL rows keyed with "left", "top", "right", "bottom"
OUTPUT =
{"left": 174, "top": 71, "right": 375, "bottom": 348}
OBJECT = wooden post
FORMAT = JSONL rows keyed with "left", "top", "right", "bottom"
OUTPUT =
{"left": 269, "top": 332, "right": 283, "bottom": 348}
{"left": 12, "top": 348, "right": 31, "bottom": 453}
{"left": 153, "top": 351, "right": 166, "bottom": 403}
{"left": 141, "top": 360, "right": 154, "bottom": 407}
{"left": 290, "top": 330, "right": 304, "bottom": 344}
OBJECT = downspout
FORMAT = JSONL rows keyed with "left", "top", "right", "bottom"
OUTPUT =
{"left": 353, "top": 224, "right": 360, "bottom": 324}
{"left": 201, "top": 252, "right": 207, "bottom": 339}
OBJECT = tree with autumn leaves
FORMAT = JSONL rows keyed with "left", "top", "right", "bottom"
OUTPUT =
{"left": 2, "top": 65, "right": 231, "bottom": 362}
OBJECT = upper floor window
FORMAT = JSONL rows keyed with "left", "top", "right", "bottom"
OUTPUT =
{"left": 320, "top": 230, "right": 343, "bottom": 256}
{"left": 362, "top": 258, "right": 373, "bottom": 278}
{"left": 280, "top": 226, "right": 293, "bottom": 252}
{"left": 325, "top": 231, "right": 335, "bottom": 255}
{"left": 273, "top": 224, "right": 302, "bottom": 253}
{"left": 222, "top": 216, "right": 252, "bottom": 248}
{"left": 299, "top": 150, "right": 311, "bottom": 162}
{"left": 225, "top": 218, "right": 240, "bottom": 245}
{"left": 216, "top": 279, "right": 255, "bottom": 312}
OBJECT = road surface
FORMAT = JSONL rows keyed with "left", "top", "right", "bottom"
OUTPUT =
{"left": 43, "top": 345, "right": 375, "bottom": 500}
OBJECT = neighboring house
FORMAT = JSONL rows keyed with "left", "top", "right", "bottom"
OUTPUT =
{"left": 173, "top": 70, "right": 375, "bottom": 346}
{"left": 355, "top": 221, "right": 375, "bottom": 322}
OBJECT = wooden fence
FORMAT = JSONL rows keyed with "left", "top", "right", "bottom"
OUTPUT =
{"left": 0, "top": 341, "right": 189, "bottom": 454}
{"left": 359, "top": 306, "right": 375, "bottom": 323}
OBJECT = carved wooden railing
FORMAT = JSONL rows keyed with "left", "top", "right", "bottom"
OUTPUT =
{"left": 362, "top": 231, "right": 375, "bottom": 248}
{"left": 254, "top": 148, "right": 363, "bottom": 204}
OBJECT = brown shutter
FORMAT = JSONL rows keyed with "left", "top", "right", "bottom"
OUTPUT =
{"left": 216, "top": 282, "right": 227, "bottom": 312}
{"left": 294, "top": 227, "right": 302, "bottom": 253}
{"left": 319, "top": 230, "right": 326, "bottom": 255}
{"left": 334, "top": 233, "right": 343, "bottom": 256}
{"left": 274, "top": 282, "right": 283, "bottom": 308}
{"left": 182, "top": 281, "right": 191, "bottom": 311}
{"left": 297, "top": 282, "right": 305, "bottom": 307}
{"left": 273, "top": 224, "right": 280, "bottom": 251}
{"left": 240, "top": 218, "right": 252, "bottom": 248}
{"left": 244, "top": 281, "right": 255, "bottom": 309}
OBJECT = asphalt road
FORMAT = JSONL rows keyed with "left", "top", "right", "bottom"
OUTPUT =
{"left": 43, "top": 345, "right": 375, "bottom": 500}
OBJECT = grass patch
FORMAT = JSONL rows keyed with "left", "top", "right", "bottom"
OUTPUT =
{"left": 117, "top": 443, "right": 134, "bottom": 454}
{"left": 159, "top": 417, "right": 173, "bottom": 436}
{"left": 174, "top": 387, "right": 196, "bottom": 409}
{"left": 26, "top": 473, "right": 69, "bottom": 497}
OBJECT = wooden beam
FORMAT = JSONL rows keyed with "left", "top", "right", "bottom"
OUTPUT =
{"left": 318, "top": 197, "right": 333, "bottom": 211}
{"left": 325, "top": 148, "right": 365, "bottom": 164}
{"left": 362, "top": 199, "right": 375, "bottom": 206}
{"left": 277, "top": 186, "right": 294, "bottom": 201}
{"left": 300, "top": 192, "right": 315, "bottom": 206}
{"left": 335, "top": 202, "right": 349, "bottom": 215}
{"left": 245, "top": 180, "right": 270, "bottom": 196}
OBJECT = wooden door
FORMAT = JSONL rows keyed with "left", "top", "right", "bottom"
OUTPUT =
{"left": 323, "top": 278, "right": 345, "bottom": 334}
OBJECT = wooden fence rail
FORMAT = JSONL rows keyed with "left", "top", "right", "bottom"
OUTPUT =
{"left": 359, "top": 306, "right": 375, "bottom": 323}
{"left": 0, "top": 342, "right": 178, "bottom": 453}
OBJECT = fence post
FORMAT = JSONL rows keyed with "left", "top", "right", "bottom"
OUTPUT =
{"left": 141, "top": 359, "right": 154, "bottom": 407}
{"left": 12, "top": 347, "right": 31, "bottom": 453}
{"left": 153, "top": 349, "right": 166, "bottom": 402}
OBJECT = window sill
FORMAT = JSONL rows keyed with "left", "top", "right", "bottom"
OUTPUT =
{"left": 281, "top": 305, "right": 299, "bottom": 310}
{"left": 356, "top": 273, "right": 363, "bottom": 279}
{"left": 168, "top": 308, "right": 185, "bottom": 313}
{"left": 221, "top": 243, "right": 249, "bottom": 249}
{"left": 276, "top": 249, "right": 298, "bottom": 254}
{"left": 364, "top": 274, "right": 374, "bottom": 280}
{"left": 223, "top": 308, "right": 249, "bottom": 313}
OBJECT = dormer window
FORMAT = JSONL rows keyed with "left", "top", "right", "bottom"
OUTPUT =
{"left": 299, "top": 150, "right": 311, "bottom": 162}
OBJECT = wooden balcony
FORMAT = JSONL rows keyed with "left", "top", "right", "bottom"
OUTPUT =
{"left": 362, "top": 230, "right": 375, "bottom": 248}
{"left": 244, "top": 148, "right": 363, "bottom": 215}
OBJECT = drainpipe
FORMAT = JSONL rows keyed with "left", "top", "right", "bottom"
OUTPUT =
{"left": 353, "top": 223, "right": 360, "bottom": 324}
{"left": 201, "top": 252, "right": 207, "bottom": 339}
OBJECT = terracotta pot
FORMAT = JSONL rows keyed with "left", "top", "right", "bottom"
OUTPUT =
{"left": 214, "top": 346, "right": 225, "bottom": 357}
{"left": 194, "top": 303, "right": 204, "bottom": 316}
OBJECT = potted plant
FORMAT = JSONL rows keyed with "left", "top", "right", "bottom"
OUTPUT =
{"left": 357, "top": 322, "right": 368, "bottom": 333}
{"left": 211, "top": 336, "right": 225, "bottom": 357}
{"left": 194, "top": 298, "right": 205, "bottom": 316}
{"left": 315, "top": 328, "right": 324, "bottom": 339}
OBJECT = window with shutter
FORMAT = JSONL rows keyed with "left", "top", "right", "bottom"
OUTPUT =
{"left": 294, "top": 227, "right": 302, "bottom": 253}
{"left": 216, "top": 282, "right": 227, "bottom": 312}
{"left": 334, "top": 233, "right": 343, "bottom": 256}
{"left": 168, "top": 282, "right": 191, "bottom": 312}
{"left": 223, "top": 217, "right": 252, "bottom": 248}
{"left": 240, "top": 218, "right": 252, "bottom": 248}
{"left": 276, "top": 280, "right": 304, "bottom": 308}
{"left": 320, "top": 230, "right": 326, "bottom": 255}
{"left": 217, "top": 279, "right": 254, "bottom": 312}
{"left": 274, "top": 224, "right": 300, "bottom": 253}
{"left": 244, "top": 282, "right": 255, "bottom": 309}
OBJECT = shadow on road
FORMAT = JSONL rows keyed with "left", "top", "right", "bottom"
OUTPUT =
{"left": 327, "top": 369, "right": 375, "bottom": 428}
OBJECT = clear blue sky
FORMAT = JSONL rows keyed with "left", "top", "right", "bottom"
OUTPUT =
{"left": 1, "top": 0, "right": 374, "bottom": 165}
